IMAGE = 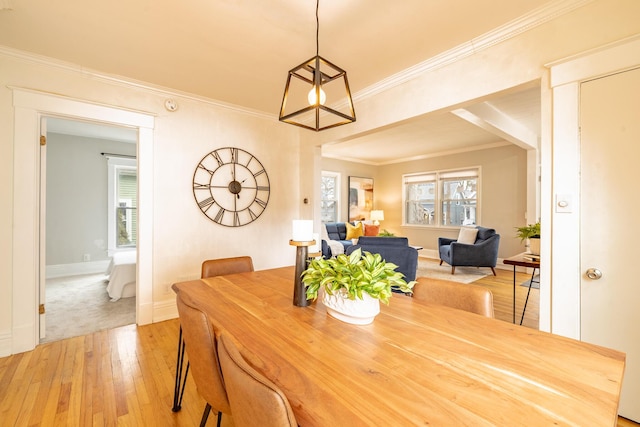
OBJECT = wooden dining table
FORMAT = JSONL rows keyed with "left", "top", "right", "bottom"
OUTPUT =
{"left": 172, "top": 266, "right": 625, "bottom": 426}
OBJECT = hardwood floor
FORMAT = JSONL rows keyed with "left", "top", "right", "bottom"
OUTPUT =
{"left": 0, "top": 267, "right": 635, "bottom": 426}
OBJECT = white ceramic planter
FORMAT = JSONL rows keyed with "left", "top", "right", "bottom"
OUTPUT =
{"left": 322, "top": 288, "right": 380, "bottom": 325}
{"left": 528, "top": 237, "right": 540, "bottom": 256}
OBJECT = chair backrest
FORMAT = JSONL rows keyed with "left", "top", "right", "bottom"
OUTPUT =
{"left": 217, "top": 333, "right": 298, "bottom": 427}
{"left": 201, "top": 256, "right": 254, "bottom": 279}
{"left": 475, "top": 226, "right": 497, "bottom": 243}
{"left": 412, "top": 277, "right": 495, "bottom": 318}
{"left": 176, "top": 294, "right": 231, "bottom": 414}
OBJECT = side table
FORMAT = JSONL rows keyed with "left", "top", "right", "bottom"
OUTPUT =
{"left": 503, "top": 253, "right": 540, "bottom": 325}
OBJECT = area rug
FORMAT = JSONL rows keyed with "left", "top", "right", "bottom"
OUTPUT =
{"left": 416, "top": 258, "right": 488, "bottom": 284}
{"left": 520, "top": 275, "right": 540, "bottom": 289}
{"left": 42, "top": 273, "right": 136, "bottom": 343}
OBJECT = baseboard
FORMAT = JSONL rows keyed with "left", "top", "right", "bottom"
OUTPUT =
{"left": 46, "top": 260, "right": 111, "bottom": 279}
{"left": 0, "top": 332, "right": 12, "bottom": 357}
{"left": 153, "top": 299, "right": 178, "bottom": 323}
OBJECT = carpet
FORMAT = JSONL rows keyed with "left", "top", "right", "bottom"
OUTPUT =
{"left": 520, "top": 275, "right": 540, "bottom": 289}
{"left": 42, "top": 273, "right": 136, "bottom": 343}
{"left": 416, "top": 258, "right": 488, "bottom": 284}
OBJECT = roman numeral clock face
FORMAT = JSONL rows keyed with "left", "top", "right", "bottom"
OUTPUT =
{"left": 193, "top": 147, "right": 270, "bottom": 227}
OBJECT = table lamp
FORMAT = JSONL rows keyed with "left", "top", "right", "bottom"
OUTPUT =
{"left": 370, "top": 210, "right": 384, "bottom": 226}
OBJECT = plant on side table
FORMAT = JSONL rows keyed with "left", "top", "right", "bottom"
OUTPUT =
{"left": 302, "top": 248, "right": 415, "bottom": 325}
{"left": 515, "top": 222, "right": 540, "bottom": 255}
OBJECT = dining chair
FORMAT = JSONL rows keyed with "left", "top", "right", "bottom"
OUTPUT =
{"left": 217, "top": 332, "right": 298, "bottom": 427}
{"left": 176, "top": 292, "right": 231, "bottom": 427}
{"left": 173, "top": 256, "right": 254, "bottom": 412}
{"left": 412, "top": 277, "right": 495, "bottom": 318}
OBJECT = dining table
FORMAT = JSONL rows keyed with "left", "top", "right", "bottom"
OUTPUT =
{"left": 172, "top": 266, "right": 625, "bottom": 426}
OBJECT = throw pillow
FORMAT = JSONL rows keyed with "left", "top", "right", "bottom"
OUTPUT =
{"left": 345, "top": 222, "right": 364, "bottom": 240}
{"left": 457, "top": 227, "right": 478, "bottom": 244}
{"left": 364, "top": 224, "right": 380, "bottom": 236}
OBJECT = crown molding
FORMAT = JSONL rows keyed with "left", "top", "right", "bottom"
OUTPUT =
{"left": 0, "top": 45, "right": 273, "bottom": 120}
{"left": 353, "top": 0, "right": 594, "bottom": 102}
{"left": 323, "top": 141, "right": 511, "bottom": 166}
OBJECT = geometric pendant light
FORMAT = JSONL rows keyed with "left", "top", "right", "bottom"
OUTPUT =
{"left": 279, "top": 0, "right": 356, "bottom": 131}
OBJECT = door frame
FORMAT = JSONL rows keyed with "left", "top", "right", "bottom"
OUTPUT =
{"left": 546, "top": 35, "right": 640, "bottom": 338}
{"left": 11, "top": 88, "right": 155, "bottom": 354}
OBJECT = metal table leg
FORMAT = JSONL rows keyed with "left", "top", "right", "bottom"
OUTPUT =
{"left": 519, "top": 268, "right": 538, "bottom": 325}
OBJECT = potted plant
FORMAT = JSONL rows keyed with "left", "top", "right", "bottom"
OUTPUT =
{"left": 515, "top": 222, "right": 540, "bottom": 255}
{"left": 302, "top": 248, "right": 415, "bottom": 325}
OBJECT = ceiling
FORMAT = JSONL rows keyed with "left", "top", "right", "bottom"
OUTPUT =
{"left": 0, "top": 0, "right": 548, "bottom": 163}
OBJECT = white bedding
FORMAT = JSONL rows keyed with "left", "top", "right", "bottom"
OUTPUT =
{"left": 106, "top": 250, "right": 137, "bottom": 301}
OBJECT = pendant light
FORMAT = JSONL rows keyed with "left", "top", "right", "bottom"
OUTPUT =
{"left": 278, "top": 0, "right": 356, "bottom": 131}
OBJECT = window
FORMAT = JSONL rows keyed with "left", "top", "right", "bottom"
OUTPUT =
{"left": 321, "top": 171, "right": 340, "bottom": 223}
{"left": 403, "top": 168, "right": 479, "bottom": 227}
{"left": 108, "top": 157, "right": 137, "bottom": 255}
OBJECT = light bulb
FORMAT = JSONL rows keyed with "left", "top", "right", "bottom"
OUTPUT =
{"left": 307, "top": 86, "right": 326, "bottom": 105}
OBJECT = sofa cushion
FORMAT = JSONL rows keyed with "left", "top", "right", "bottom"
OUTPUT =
{"left": 346, "top": 222, "right": 364, "bottom": 240}
{"left": 364, "top": 224, "right": 380, "bottom": 236}
{"left": 325, "top": 222, "right": 347, "bottom": 241}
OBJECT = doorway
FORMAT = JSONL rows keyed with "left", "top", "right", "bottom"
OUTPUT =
{"left": 10, "top": 88, "right": 154, "bottom": 354}
{"left": 41, "top": 117, "right": 138, "bottom": 342}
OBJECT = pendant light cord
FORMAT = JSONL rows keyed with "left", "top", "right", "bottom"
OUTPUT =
{"left": 315, "top": 0, "right": 319, "bottom": 57}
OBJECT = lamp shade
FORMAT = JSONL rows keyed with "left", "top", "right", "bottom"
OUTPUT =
{"left": 370, "top": 210, "right": 385, "bottom": 221}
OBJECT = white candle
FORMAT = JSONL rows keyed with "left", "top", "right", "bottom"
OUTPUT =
{"left": 309, "top": 233, "right": 320, "bottom": 252}
{"left": 292, "top": 220, "right": 313, "bottom": 242}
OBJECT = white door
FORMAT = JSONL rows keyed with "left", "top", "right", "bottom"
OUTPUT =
{"left": 580, "top": 66, "right": 640, "bottom": 421}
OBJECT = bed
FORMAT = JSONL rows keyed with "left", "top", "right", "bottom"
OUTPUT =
{"left": 106, "top": 250, "right": 137, "bottom": 301}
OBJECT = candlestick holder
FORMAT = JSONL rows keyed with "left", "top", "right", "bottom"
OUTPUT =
{"left": 289, "top": 239, "right": 314, "bottom": 307}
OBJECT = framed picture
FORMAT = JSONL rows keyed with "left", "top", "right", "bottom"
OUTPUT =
{"left": 348, "top": 176, "right": 374, "bottom": 221}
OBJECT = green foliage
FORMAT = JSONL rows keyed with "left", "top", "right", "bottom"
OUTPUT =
{"left": 515, "top": 222, "right": 540, "bottom": 242}
{"left": 302, "top": 248, "right": 415, "bottom": 305}
{"left": 378, "top": 229, "right": 395, "bottom": 237}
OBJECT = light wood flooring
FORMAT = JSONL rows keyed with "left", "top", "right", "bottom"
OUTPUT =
{"left": 0, "top": 266, "right": 636, "bottom": 426}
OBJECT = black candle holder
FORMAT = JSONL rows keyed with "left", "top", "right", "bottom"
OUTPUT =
{"left": 289, "top": 239, "right": 314, "bottom": 307}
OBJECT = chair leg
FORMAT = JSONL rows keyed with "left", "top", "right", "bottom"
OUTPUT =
{"left": 490, "top": 267, "right": 497, "bottom": 276}
{"left": 451, "top": 266, "right": 455, "bottom": 274}
{"left": 199, "top": 403, "right": 212, "bottom": 427}
{"left": 439, "top": 260, "right": 444, "bottom": 266}
{"left": 172, "top": 325, "right": 190, "bottom": 412}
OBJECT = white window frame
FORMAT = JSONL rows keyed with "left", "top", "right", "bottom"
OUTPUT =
{"left": 107, "top": 157, "right": 137, "bottom": 256}
{"left": 402, "top": 167, "right": 481, "bottom": 228}
{"left": 321, "top": 171, "right": 341, "bottom": 223}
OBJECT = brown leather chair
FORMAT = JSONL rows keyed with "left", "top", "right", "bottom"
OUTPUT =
{"left": 412, "top": 277, "right": 495, "bottom": 318}
{"left": 173, "top": 256, "right": 254, "bottom": 413}
{"left": 218, "top": 333, "right": 298, "bottom": 427}
{"left": 176, "top": 293, "right": 231, "bottom": 427}
{"left": 201, "top": 256, "right": 254, "bottom": 279}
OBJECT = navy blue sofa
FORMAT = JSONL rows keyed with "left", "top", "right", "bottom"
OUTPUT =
{"left": 438, "top": 226, "right": 500, "bottom": 275}
{"left": 321, "top": 222, "right": 355, "bottom": 258}
{"left": 346, "top": 236, "right": 419, "bottom": 283}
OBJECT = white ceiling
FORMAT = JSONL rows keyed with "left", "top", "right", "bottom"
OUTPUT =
{"left": 0, "top": 0, "right": 549, "bottom": 162}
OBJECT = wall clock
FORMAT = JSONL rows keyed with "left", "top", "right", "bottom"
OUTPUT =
{"left": 193, "top": 147, "right": 270, "bottom": 227}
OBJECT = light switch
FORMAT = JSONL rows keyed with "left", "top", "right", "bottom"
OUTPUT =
{"left": 556, "top": 194, "right": 572, "bottom": 213}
